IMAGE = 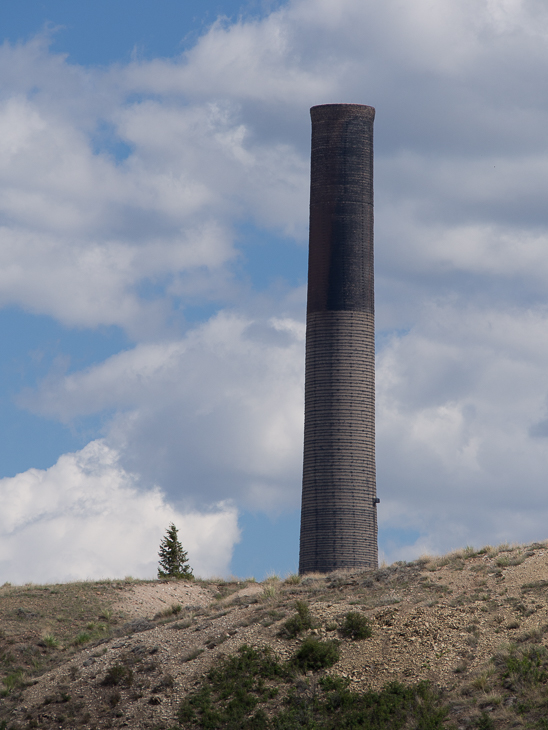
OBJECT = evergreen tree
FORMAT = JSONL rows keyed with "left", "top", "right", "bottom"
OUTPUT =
{"left": 157, "top": 523, "right": 194, "bottom": 580}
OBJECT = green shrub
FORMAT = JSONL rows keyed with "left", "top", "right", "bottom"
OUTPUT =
{"left": 1, "top": 670, "right": 25, "bottom": 695}
{"left": 279, "top": 601, "right": 314, "bottom": 638}
{"left": 178, "top": 645, "right": 287, "bottom": 727}
{"left": 73, "top": 631, "right": 92, "bottom": 645}
{"left": 485, "top": 644, "right": 548, "bottom": 727}
{"left": 279, "top": 678, "right": 448, "bottom": 729}
{"left": 496, "top": 554, "right": 524, "bottom": 568}
{"left": 262, "top": 584, "right": 277, "bottom": 599}
{"left": 102, "top": 664, "right": 134, "bottom": 687}
{"left": 156, "top": 603, "right": 184, "bottom": 619}
{"left": 476, "top": 712, "right": 495, "bottom": 729}
{"left": 339, "top": 611, "right": 373, "bottom": 640}
{"left": 292, "top": 638, "right": 340, "bottom": 672}
{"left": 177, "top": 645, "right": 450, "bottom": 729}
{"left": 498, "top": 645, "right": 548, "bottom": 687}
{"left": 284, "top": 574, "right": 301, "bottom": 585}
{"left": 42, "top": 633, "right": 59, "bottom": 648}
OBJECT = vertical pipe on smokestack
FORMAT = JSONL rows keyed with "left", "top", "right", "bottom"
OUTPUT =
{"left": 299, "top": 103, "right": 377, "bottom": 574}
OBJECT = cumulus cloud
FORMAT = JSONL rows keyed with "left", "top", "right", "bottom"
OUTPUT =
{"left": 0, "top": 38, "right": 308, "bottom": 336}
{"left": 377, "top": 302, "right": 548, "bottom": 561}
{"left": 0, "top": 440, "right": 240, "bottom": 584}
{"left": 2, "top": 2, "right": 548, "bottom": 334}
{"left": 21, "top": 311, "right": 306, "bottom": 512}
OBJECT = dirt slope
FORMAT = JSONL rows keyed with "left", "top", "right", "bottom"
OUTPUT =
{"left": 2, "top": 541, "right": 548, "bottom": 728}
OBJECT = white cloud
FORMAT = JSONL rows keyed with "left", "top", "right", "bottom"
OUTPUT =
{"left": 121, "top": 11, "right": 336, "bottom": 105}
{"left": 0, "top": 42, "right": 308, "bottom": 336}
{"left": 0, "top": 440, "right": 240, "bottom": 584}
{"left": 376, "top": 302, "right": 548, "bottom": 561}
{"left": 2, "top": 1, "right": 548, "bottom": 332}
{"left": 21, "top": 310, "right": 306, "bottom": 511}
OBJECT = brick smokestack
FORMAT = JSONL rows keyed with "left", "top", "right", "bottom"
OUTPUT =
{"left": 299, "top": 103, "right": 377, "bottom": 574}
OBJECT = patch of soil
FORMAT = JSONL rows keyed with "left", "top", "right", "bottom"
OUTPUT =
{"left": 112, "top": 581, "right": 214, "bottom": 619}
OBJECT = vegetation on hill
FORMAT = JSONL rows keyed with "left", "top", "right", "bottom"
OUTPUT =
{"left": 3, "top": 541, "right": 548, "bottom": 728}
{"left": 177, "top": 644, "right": 449, "bottom": 729}
{"left": 157, "top": 523, "right": 194, "bottom": 580}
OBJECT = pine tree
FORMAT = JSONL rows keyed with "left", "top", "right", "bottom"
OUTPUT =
{"left": 157, "top": 523, "right": 194, "bottom": 580}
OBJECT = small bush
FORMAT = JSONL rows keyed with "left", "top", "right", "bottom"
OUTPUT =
{"left": 2, "top": 670, "right": 25, "bottom": 695}
{"left": 279, "top": 600, "right": 314, "bottom": 638}
{"left": 152, "top": 674, "right": 175, "bottom": 694}
{"left": 284, "top": 573, "right": 301, "bottom": 585}
{"left": 262, "top": 584, "right": 277, "bottom": 599}
{"left": 182, "top": 649, "right": 204, "bottom": 662}
{"left": 108, "top": 691, "right": 121, "bottom": 708}
{"left": 517, "top": 628, "right": 544, "bottom": 644}
{"left": 102, "top": 664, "right": 134, "bottom": 687}
{"left": 426, "top": 556, "right": 450, "bottom": 571}
{"left": 476, "top": 711, "right": 495, "bottom": 729}
{"left": 339, "top": 611, "right": 373, "bottom": 640}
{"left": 156, "top": 603, "right": 183, "bottom": 619}
{"left": 292, "top": 638, "right": 340, "bottom": 672}
{"left": 171, "top": 619, "right": 193, "bottom": 630}
{"left": 42, "top": 633, "right": 59, "bottom": 649}
{"left": 73, "top": 631, "right": 92, "bottom": 646}
{"left": 504, "top": 645, "right": 548, "bottom": 685}
{"left": 472, "top": 670, "right": 493, "bottom": 692}
{"left": 497, "top": 554, "right": 524, "bottom": 568}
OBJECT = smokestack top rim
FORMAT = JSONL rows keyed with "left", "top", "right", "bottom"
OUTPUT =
{"left": 310, "top": 103, "right": 375, "bottom": 121}
{"left": 310, "top": 103, "right": 374, "bottom": 109}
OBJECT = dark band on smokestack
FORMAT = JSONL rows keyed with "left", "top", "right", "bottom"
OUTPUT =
{"left": 299, "top": 103, "right": 378, "bottom": 574}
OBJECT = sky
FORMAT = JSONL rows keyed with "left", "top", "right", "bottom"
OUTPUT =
{"left": 1, "top": 0, "right": 548, "bottom": 584}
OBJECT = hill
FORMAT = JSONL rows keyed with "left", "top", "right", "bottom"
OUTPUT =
{"left": 3, "top": 541, "right": 548, "bottom": 728}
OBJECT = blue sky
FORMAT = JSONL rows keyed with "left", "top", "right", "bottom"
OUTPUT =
{"left": 2, "top": 0, "right": 548, "bottom": 583}
{"left": 0, "top": 1, "right": 280, "bottom": 64}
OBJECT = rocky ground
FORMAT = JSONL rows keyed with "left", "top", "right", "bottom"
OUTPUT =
{"left": 3, "top": 541, "right": 548, "bottom": 728}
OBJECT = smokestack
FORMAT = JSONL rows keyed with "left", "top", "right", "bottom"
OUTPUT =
{"left": 299, "top": 103, "right": 377, "bottom": 574}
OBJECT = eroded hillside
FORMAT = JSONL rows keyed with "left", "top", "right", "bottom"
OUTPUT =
{"left": 3, "top": 541, "right": 548, "bottom": 728}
